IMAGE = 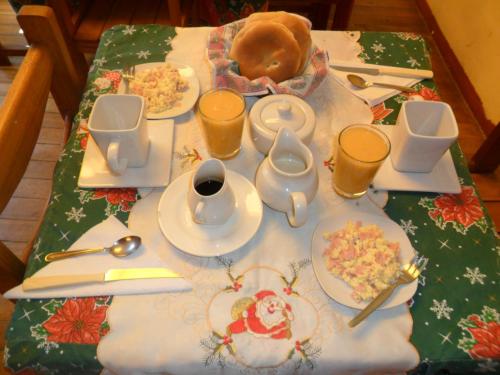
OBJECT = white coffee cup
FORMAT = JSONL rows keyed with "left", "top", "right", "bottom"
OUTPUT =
{"left": 391, "top": 101, "right": 459, "bottom": 173}
{"left": 88, "top": 94, "right": 150, "bottom": 175}
{"left": 187, "top": 159, "right": 235, "bottom": 225}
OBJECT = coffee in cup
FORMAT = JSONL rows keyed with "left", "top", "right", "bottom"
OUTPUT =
{"left": 187, "top": 159, "right": 235, "bottom": 225}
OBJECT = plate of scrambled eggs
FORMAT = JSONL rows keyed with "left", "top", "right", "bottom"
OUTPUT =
{"left": 311, "top": 212, "right": 418, "bottom": 310}
{"left": 119, "top": 61, "right": 200, "bottom": 119}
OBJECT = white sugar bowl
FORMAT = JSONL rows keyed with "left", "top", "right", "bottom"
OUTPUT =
{"left": 249, "top": 94, "right": 316, "bottom": 154}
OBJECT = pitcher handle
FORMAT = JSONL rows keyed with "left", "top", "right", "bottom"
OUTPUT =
{"left": 287, "top": 192, "right": 307, "bottom": 227}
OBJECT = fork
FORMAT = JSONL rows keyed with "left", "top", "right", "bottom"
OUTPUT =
{"left": 348, "top": 256, "right": 428, "bottom": 327}
{"left": 122, "top": 65, "right": 135, "bottom": 93}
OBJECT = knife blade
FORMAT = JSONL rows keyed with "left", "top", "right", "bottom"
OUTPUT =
{"left": 330, "top": 64, "right": 433, "bottom": 79}
{"left": 22, "top": 267, "right": 183, "bottom": 291}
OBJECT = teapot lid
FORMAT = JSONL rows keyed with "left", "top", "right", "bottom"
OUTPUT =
{"left": 250, "top": 94, "right": 315, "bottom": 135}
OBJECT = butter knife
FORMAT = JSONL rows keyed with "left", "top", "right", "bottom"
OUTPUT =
{"left": 23, "top": 267, "right": 184, "bottom": 291}
{"left": 330, "top": 64, "right": 433, "bottom": 79}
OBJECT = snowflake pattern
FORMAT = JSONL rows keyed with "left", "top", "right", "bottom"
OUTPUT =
{"left": 400, "top": 219, "right": 418, "bottom": 235}
{"left": 463, "top": 267, "right": 486, "bottom": 285}
{"left": 477, "top": 359, "right": 498, "bottom": 373}
{"left": 430, "top": 299, "right": 454, "bottom": 320}
{"left": 122, "top": 25, "right": 136, "bottom": 35}
{"left": 406, "top": 57, "right": 421, "bottom": 67}
{"left": 65, "top": 207, "right": 86, "bottom": 223}
{"left": 92, "top": 57, "right": 107, "bottom": 68}
{"left": 137, "top": 50, "right": 151, "bottom": 59}
{"left": 371, "top": 43, "right": 386, "bottom": 53}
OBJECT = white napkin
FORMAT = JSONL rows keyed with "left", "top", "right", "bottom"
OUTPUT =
{"left": 4, "top": 216, "right": 192, "bottom": 299}
{"left": 330, "top": 59, "right": 421, "bottom": 106}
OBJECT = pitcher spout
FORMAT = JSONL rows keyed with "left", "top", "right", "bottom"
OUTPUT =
{"left": 269, "top": 127, "right": 313, "bottom": 175}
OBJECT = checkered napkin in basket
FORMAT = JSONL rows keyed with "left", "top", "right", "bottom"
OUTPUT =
{"left": 206, "top": 17, "right": 329, "bottom": 97}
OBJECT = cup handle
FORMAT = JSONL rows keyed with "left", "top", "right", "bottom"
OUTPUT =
{"left": 287, "top": 192, "right": 307, "bottom": 227}
{"left": 107, "top": 141, "right": 128, "bottom": 174}
{"left": 194, "top": 201, "right": 205, "bottom": 224}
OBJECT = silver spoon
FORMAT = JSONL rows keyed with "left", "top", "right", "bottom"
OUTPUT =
{"left": 44, "top": 236, "right": 142, "bottom": 262}
{"left": 347, "top": 74, "right": 417, "bottom": 93}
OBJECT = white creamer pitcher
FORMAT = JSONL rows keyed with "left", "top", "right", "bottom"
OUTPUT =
{"left": 255, "top": 127, "right": 318, "bottom": 227}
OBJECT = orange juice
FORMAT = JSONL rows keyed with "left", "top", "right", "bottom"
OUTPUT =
{"left": 333, "top": 125, "right": 390, "bottom": 198}
{"left": 198, "top": 88, "right": 246, "bottom": 159}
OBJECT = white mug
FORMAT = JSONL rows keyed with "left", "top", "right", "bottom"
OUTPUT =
{"left": 88, "top": 94, "right": 150, "bottom": 175}
{"left": 187, "top": 159, "right": 235, "bottom": 225}
{"left": 391, "top": 101, "right": 459, "bottom": 173}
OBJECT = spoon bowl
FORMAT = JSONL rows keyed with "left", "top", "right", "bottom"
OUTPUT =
{"left": 109, "top": 236, "right": 142, "bottom": 257}
{"left": 44, "top": 236, "right": 142, "bottom": 262}
{"left": 347, "top": 74, "right": 417, "bottom": 93}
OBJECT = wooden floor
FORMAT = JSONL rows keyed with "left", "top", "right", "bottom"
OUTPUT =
{"left": 0, "top": 0, "right": 498, "bottom": 372}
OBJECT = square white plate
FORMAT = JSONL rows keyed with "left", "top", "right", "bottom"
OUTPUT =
{"left": 78, "top": 119, "right": 174, "bottom": 188}
{"left": 372, "top": 125, "right": 461, "bottom": 194}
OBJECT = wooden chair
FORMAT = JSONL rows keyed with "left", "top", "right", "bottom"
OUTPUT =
{"left": 0, "top": 5, "right": 87, "bottom": 294}
{"left": 0, "top": 41, "right": 27, "bottom": 66}
{"left": 46, "top": 0, "right": 188, "bottom": 53}
{"left": 468, "top": 124, "right": 500, "bottom": 173}
{"left": 191, "top": 0, "right": 353, "bottom": 29}
{"left": 267, "top": 0, "right": 354, "bottom": 30}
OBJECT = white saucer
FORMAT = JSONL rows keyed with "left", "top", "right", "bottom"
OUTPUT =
{"left": 78, "top": 120, "right": 174, "bottom": 188}
{"left": 311, "top": 211, "right": 418, "bottom": 310}
{"left": 118, "top": 61, "right": 200, "bottom": 119}
{"left": 372, "top": 125, "right": 461, "bottom": 194}
{"left": 158, "top": 170, "right": 263, "bottom": 257}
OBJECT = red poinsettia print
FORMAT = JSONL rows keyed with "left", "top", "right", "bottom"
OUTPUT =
{"left": 104, "top": 71, "right": 121, "bottom": 91}
{"left": 11, "top": 369, "right": 38, "bottom": 375}
{"left": 80, "top": 134, "right": 88, "bottom": 151}
{"left": 468, "top": 321, "right": 500, "bottom": 359}
{"left": 371, "top": 103, "right": 394, "bottom": 122}
{"left": 458, "top": 307, "right": 500, "bottom": 360}
{"left": 43, "top": 298, "right": 108, "bottom": 344}
{"left": 419, "top": 185, "right": 487, "bottom": 234}
{"left": 93, "top": 188, "right": 137, "bottom": 212}
{"left": 405, "top": 86, "right": 441, "bottom": 101}
{"left": 431, "top": 186, "right": 483, "bottom": 228}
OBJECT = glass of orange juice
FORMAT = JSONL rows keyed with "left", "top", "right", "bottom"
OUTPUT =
{"left": 198, "top": 88, "right": 246, "bottom": 159}
{"left": 333, "top": 124, "right": 391, "bottom": 199}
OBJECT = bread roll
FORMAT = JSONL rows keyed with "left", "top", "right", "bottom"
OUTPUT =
{"left": 229, "top": 21, "right": 301, "bottom": 83}
{"left": 246, "top": 11, "right": 312, "bottom": 72}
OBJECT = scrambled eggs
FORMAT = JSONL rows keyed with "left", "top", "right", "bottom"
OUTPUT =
{"left": 322, "top": 221, "right": 401, "bottom": 302}
{"left": 130, "top": 64, "right": 189, "bottom": 113}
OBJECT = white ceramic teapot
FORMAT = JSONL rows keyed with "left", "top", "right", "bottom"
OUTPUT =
{"left": 255, "top": 127, "right": 318, "bottom": 227}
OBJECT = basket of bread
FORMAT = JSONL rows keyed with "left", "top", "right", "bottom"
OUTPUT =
{"left": 207, "top": 11, "right": 328, "bottom": 97}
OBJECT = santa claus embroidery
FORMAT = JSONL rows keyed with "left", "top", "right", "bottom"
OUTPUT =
{"left": 227, "top": 290, "right": 294, "bottom": 340}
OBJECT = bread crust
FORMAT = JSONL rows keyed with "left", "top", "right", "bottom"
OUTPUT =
{"left": 246, "top": 11, "right": 312, "bottom": 73}
{"left": 229, "top": 21, "right": 301, "bottom": 83}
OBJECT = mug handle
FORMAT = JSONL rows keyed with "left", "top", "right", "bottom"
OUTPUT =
{"left": 194, "top": 201, "right": 205, "bottom": 224}
{"left": 107, "top": 141, "right": 128, "bottom": 174}
{"left": 287, "top": 192, "right": 307, "bottom": 227}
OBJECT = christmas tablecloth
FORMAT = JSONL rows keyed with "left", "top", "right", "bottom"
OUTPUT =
{"left": 3, "top": 25, "right": 499, "bottom": 375}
